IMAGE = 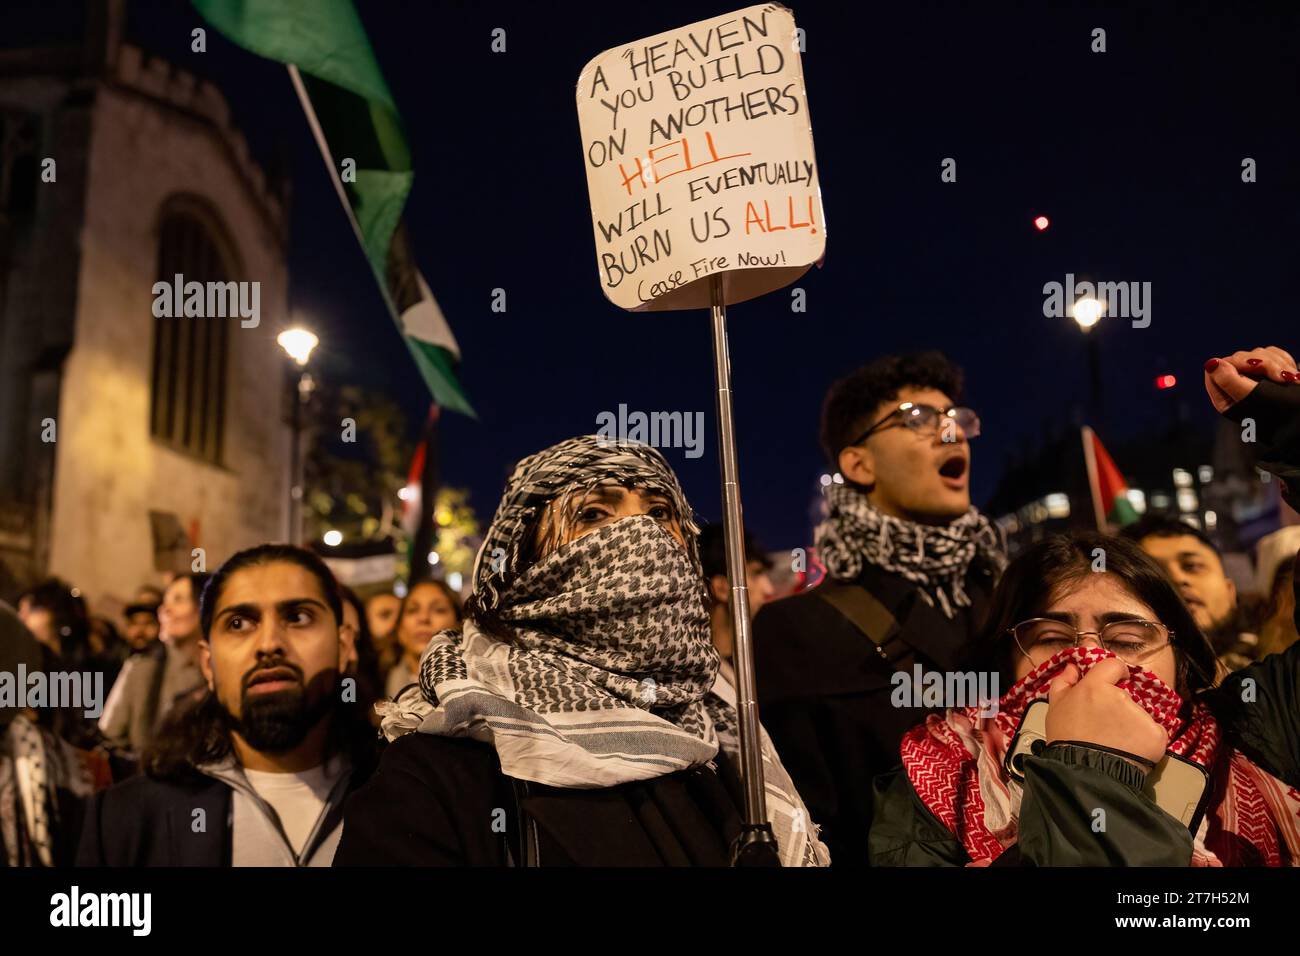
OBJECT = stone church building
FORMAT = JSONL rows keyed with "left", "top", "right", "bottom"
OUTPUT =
{"left": 0, "top": 2, "right": 291, "bottom": 607}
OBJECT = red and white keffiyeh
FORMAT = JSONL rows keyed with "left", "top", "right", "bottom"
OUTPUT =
{"left": 900, "top": 646, "right": 1300, "bottom": 866}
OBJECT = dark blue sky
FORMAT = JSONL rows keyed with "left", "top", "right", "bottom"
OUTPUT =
{"left": 14, "top": 0, "right": 1300, "bottom": 548}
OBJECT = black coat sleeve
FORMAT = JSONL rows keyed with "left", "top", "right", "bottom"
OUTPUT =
{"left": 75, "top": 790, "right": 107, "bottom": 867}
{"left": 334, "top": 734, "right": 514, "bottom": 866}
{"left": 752, "top": 600, "right": 847, "bottom": 861}
{"left": 1206, "top": 639, "right": 1300, "bottom": 790}
{"left": 1224, "top": 379, "right": 1300, "bottom": 512}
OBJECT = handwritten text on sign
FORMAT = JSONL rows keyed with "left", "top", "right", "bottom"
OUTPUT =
{"left": 577, "top": 4, "right": 825, "bottom": 312}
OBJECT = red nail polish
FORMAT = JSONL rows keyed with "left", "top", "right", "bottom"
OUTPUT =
{"left": 1247, "top": 359, "right": 1264, "bottom": 366}
{"left": 1284, "top": 371, "right": 1299, "bottom": 382}
{"left": 1204, "top": 359, "right": 1220, "bottom": 372}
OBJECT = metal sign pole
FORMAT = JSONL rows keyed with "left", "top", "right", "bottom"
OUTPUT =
{"left": 709, "top": 275, "right": 780, "bottom": 866}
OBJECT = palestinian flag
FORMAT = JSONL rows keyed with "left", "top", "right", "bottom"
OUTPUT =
{"left": 1082, "top": 426, "right": 1139, "bottom": 530}
{"left": 192, "top": 0, "right": 473, "bottom": 416}
{"left": 400, "top": 404, "right": 439, "bottom": 539}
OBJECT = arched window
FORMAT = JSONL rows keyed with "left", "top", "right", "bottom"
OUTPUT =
{"left": 150, "top": 199, "right": 239, "bottom": 464}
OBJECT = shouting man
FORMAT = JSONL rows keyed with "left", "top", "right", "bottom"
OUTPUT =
{"left": 754, "top": 351, "right": 1006, "bottom": 866}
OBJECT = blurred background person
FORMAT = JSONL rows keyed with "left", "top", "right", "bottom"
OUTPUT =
{"left": 86, "top": 615, "right": 128, "bottom": 689}
{"left": 1, "top": 601, "right": 107, "bottom": 866}
{"left": 97, "top": 572, "right": 209, "bottom": 762}
{"left": 385, "top": 580, "right": 462, "bottom": 699}
{"left": 339, "top": 585, "right": 385, "bottom": 728}
{"left": 15, "top": 578, "right": 99, "bottom": 749}
{"left": 16, "top": 577, "right": 90, "bottom": 670}
{"left": 697, "top": 522, "right": 774, "bottom": 686}
{"left": 1259, "top": 555, "right": 1299, "bottom": 659}
{"left": 365, "top": 592, "right": 402, "bottom": 680}
{"left": 120, "top": 598, "right": 161, "bottom": 655}
{"left": 1122, "top": 515, "right": 1259, "bottom": 678}
{"left": 1256, "top": 526, "right": 1300, "bottom": 659}
{"left": 133, "top": 585, "right": 165, "bottom": 608}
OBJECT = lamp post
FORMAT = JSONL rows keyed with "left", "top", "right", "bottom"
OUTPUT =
{"left": 277, "top": 327, "right": 319, "bottom": 546}
{"left": 1070, "top": 296, "right": 1105, "bottom": 426}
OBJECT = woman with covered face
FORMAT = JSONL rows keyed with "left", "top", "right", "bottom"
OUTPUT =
{"left": 336, "top": 435, "right": 828, "bottom": 866}
{"left": 872, "top": 343, "right": 1300, "bottom": 867}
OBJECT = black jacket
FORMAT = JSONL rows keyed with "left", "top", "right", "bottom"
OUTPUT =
{"left": 76, "top": 772, "right": 232, "bottom": 866}
{"left": 77, "top": 749, "right": 373, "bottom": 867}
{"left": 334, "top": 733, "right": 751, "bottom": 866}
{"left": 753, "top": 557, "right": 997, "bottom": 866}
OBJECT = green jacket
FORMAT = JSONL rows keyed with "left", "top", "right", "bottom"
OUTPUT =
{"left": 871, "top": 380, "right": 1300, "bottom": 866}
{"left": 871, "top": 638, "right": 1300, "bottom": 866}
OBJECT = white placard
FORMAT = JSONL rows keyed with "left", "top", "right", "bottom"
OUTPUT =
{"left": 577, "top": 4, "right": 825, "bottom": 312}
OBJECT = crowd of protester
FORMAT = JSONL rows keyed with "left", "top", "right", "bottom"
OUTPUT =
{"left": 1, "top": 344, "right": 1298, "bottom": 867}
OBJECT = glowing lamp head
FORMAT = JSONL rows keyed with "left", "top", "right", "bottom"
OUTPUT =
{"left": 1033, "top": 215, "right": 1050, "bottom": 231}
{"left": 1156, "top": 374, "right": 1177, "bottom": 390}
{"left": 1071, "top": 296, "right": 1104, "bottom": 331}
{"left": 323, "top": 529, "right": 342, "bottom": 547}
{"left": 277, "top": 328, "right": 319, "bottom": 366}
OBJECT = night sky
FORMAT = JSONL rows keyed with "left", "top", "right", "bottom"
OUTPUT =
{"left": 10, "top": 1, "right": 1300, "bottom": 549}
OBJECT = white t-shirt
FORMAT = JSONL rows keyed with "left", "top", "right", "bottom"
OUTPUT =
{"left": 243, "top": 762, "right": 342, "bottom": 855}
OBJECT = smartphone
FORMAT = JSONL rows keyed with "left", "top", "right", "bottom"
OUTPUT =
{"left": 1004, "top": 699, "right": 1207, "bottom": 832}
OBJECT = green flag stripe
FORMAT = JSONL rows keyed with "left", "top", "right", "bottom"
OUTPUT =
{"left": 406, "top": 338, "right": 474, "bottom": 417}
{"left": 1108, "top": 497, "right": 1140, "bottom": 527}
{"left": 192, "top": 0, "right": 473, "bottom": 415}
{"left": 193, "top": 0, "right": 401, "bottom": 115}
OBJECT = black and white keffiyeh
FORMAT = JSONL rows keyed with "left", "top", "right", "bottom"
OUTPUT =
{"left": 378, "top": 435, "right": 829, "bottom": 866}
{"left": 815, "top": 481, "right": 1006, "bottom": 618}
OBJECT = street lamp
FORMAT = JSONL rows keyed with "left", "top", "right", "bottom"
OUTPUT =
{"left": 277, "top": 328, "right": 319, "bottom": 366}
{"left": 278, "top": 327, "right": 319, "bottom": 546}
{"left": 1070, "top": 296, "right": 1105, "bottom": 425}
{"left": 1070, "top": 296, "right": 1104, "bottom": 331}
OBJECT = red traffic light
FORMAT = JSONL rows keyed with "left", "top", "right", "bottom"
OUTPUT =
{"left": 1033, "top": 215, "right": 1050, "bottom": 231}
{"left": 1156, "top": 374, "right": 1177, "bottom": 390}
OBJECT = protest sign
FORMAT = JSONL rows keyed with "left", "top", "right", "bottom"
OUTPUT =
{"left": 577, "top": 4, "right": 825, "bottom": 311}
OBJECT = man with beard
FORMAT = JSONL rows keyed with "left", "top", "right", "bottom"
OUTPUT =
{"left": 1123, "top": 515, "right": 1259, "bottom": 678}
{"left": 78, "top": 545, "right": 375, "bottom": 866}
{"left": 753, "top": 351, "right": 1007, "bottom": 866}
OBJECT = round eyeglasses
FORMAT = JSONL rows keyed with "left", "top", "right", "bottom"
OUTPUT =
{"left": 1010, "top": 618, "right": 1174, "bottom": 668}
{"left": 852, "top": 403, "right": 981, "bottom": 445}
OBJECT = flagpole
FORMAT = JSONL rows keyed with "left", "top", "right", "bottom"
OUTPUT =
{"left": 709, "top": 275, "right": 779, "bottom": 867}
{"left": 286, "top": 64, "right": 369, "bottom": 253}
{"left": 410, "top": 405, "right": 441, "bottom": 582}
{"left": 1081, "top": 425, "right": 1106, "bottom": 532}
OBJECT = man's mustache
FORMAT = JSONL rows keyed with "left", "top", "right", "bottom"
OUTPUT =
{"left": 241, "top": 661, "right": 305, "bottom": 693}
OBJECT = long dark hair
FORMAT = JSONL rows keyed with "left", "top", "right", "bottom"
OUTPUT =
{"left": 965, "top": 532, "right": 1218, "bottom": 697}
{"left": 21, "top": 577, "right": 89, "bottom": 667}
{"left": 145, "top": 544, "right": 373, "bottom": 782}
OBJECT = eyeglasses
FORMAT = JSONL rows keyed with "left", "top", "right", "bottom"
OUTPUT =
{"left": 1009, "top": 618, "right": 1175, "bottom": 668}
{"left": 851, "top": 403, "right": 981, "bottom": 445}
